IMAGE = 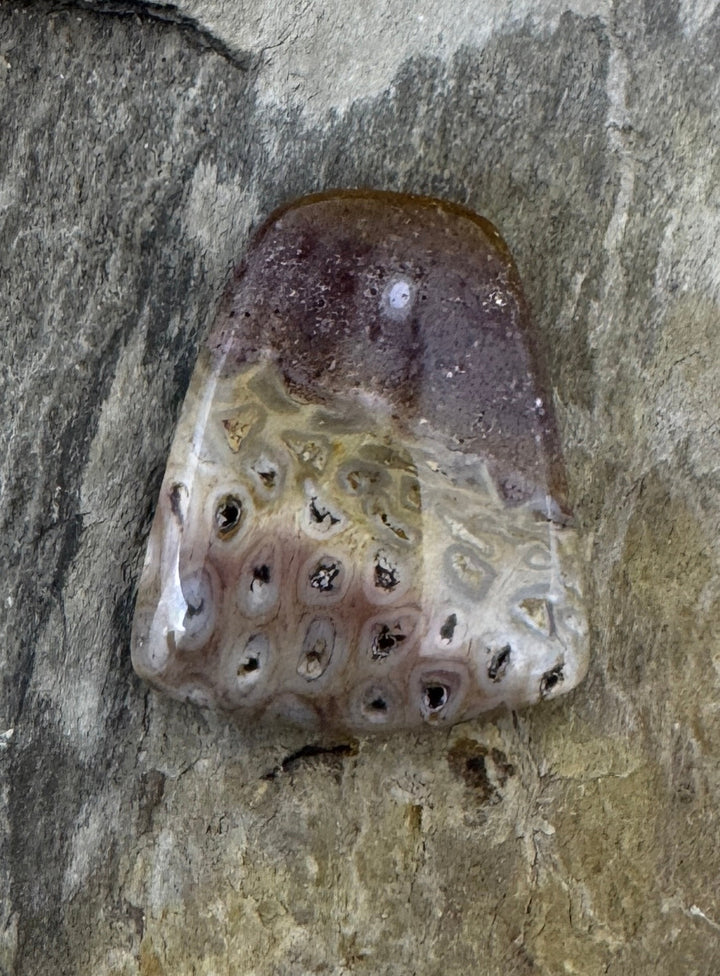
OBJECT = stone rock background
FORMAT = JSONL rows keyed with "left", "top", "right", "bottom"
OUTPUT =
{"left": 1, "top": 1, "right": 719, "bottom": 973}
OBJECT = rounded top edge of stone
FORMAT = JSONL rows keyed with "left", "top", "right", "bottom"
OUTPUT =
{"left": 256, "top": 187, "right": 514, "bottom": 254}
{"left": 242, "top": 188, "right": 525, "bottom": 301}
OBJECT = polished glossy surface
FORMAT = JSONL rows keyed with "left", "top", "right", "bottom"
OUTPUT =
{"left": 131, "top": 191, "right": 588, "bottom": 732}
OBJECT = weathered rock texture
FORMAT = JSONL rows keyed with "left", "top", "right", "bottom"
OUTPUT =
{"left": 1, "top": 1, "right": 719, "bottom": 974}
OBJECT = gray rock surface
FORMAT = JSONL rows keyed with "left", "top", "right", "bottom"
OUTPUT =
{"left": 1, "top": 1, "right": 719, "bottom": 973}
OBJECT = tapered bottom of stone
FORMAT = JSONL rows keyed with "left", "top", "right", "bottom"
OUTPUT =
{"left": 131, "top": 360, "right": 587, "bottom": 734}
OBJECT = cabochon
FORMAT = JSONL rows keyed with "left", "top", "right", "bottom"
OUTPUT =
{"left": 131, "top": 191, "right": 588, "bottom": 733}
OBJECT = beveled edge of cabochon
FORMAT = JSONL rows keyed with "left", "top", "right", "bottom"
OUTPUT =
{"left": 208, "top": 189, "right": 571, "bottom": 522}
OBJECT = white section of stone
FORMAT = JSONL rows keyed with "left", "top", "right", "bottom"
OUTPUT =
{"left": 388, "top": 279, "right": 412, "bottom": 309}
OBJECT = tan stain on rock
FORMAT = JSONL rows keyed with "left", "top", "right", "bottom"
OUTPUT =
{"left": 620, "top": 476, "right": 711, "bottom": 624}
{"left": 138, "top": 941, "right": 164, "bottom": 976}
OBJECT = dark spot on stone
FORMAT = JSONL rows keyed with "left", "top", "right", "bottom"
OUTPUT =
{"left": 256, "top": 467, "right": 277, "bottom": 488}
{"left": 379, "top": 511, "right": 408, "bottom": 540}
{"left": 440, "top": 613, "right": 457, "bottom": 642}
{"left": 490, "top": 747, "right": 516, "bottom": 785}
{"left": 136, "top": 769, "right": 166, "bottom": 836}
{"left": 215, "top": 494, "right": 243, "bottom": 537}
{"left": 540, "top": 663, "right": 564, "bottom": 697}
{"left": 169, "top": 483, "right": 184, "bottom": 524}
{"left": 186, "top": 598, "right": 204, "bottom": 617}
{"left": 424, "top": 684, "right": 448, "bottom": 710}
{"left": 309, "top": 496, "right": 340, "bottom": 525}
{"left": 374, "top": 557, "right": 399, "bottom": 590}
{"left": 309, "top": 560, "right": 340, "bottom": 591}
{"left": 488, "top": 644, "right": 511, "bottom": 681}
{"left": 251, "top": 564, "right": 271, "bottom": 588}
{"left": 371, "top": 624, "right": 406, "bottom": 660}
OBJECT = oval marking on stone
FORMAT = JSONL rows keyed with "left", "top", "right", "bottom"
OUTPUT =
{"left": 297, "top": 618, "right": 336, "bottom": 681}
{"left": 350, "top": 680, "right": 403, "bottom": 728}
{"left": 487, "top": 644, "right": 511, "bottom": 682}
{"left": 362, "top": 610, "right": 418, "bottom": 662}
{"left": 539, "top": 661, "right": 565, "bottom": 698}
{"left": 172, "top": 569, "right": 217, "bottom": 654}
{"left": 382, "top": 276, "right": 416, "bottom": 319}
{"left": 215, "top": 493, "right": 244, "bottom": 539}
{"left": 229, "top": 633, "right": 272, "bottom": 702}
{"left": 411, "top": 663, "right": 468, "bottom": 725}
{"left": 237, "top": 542, "right": 280, "bottom": 619}
{"left": 297, "top": 550, "right": 352, "bottom": 607}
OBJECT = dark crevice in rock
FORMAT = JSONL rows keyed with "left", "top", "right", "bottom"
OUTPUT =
{"left": 15, "top": 0, "right": 253, "bottom": 70}
{"left": 262, "top": 742, "right": 358, "bottom": 781}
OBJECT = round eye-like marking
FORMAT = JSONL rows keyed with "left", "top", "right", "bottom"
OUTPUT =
{"left": 382, "top": 276, "right": 416, "bottom": 318}
{"left": 282, "top": 431, "right": 330, "bottom": 472}
{"left": 364, "top": 494, "right": 416, "bottom": 545}
{"left": 371, "top": 624, "right": 405, "bottom": 659}
{"left": 353, "top": 682, "right": 400, "bottom": 726}
{"left": 362, "top": 610, "right": 418, "bottom": 662}
{"left": 399, "top": 475, "right": 421, "bottom": 512}
{"left": 238, "top": 542, "right": 280, "bottom": 618}
{"left": 215, "top": 493, "right": 244, "bottom": 539}
{"left": 251, "top": 462, "right": 278, "bottom": 490}
{"left": 174, "top": 570, "right": 216, "bottom": 652}
{"left": 523, "top": 543, "right": 553, "bottom": 570}
{"left": 513, "top": 588, "right": 555, "bottom": 637}
{"left": 426, "top": 608, "right": 468, "bottom": 653}
{"left": 308, "top": 497, "right": 340, "bottom": 527}
{"left": 247, "top": 451, "right": 284, "bottom": 499}
{"left": 220, "top": 403, "right": 265, "bottom": 453}
{"left": 364, "top": 692, "right": 389, "bottom": 718}
{"left": 412, "top": 664, "right": 469, "bottom": 725}
{"left": 299, "top": 551, "right": 351, "bottom": 606}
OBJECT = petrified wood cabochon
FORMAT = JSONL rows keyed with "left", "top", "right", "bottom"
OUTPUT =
{"left": 131, "top": 191, "right": 588, "bottom": 733}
